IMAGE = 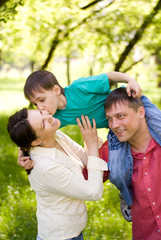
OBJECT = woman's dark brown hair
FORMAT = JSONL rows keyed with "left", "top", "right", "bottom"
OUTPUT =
{"left": 7, "top": 108, "right": 37, "bottom": 149}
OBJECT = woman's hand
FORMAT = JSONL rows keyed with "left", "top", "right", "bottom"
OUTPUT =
{"left": 77, "top": 115, "right": 99, "bottom": 157}
{"left": 18, "top": 149, "right": 34, "bottom": 170}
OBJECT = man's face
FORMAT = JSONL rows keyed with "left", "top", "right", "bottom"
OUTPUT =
{"left": 105, "top": 101, "right": 142, "bottom": 143}
{"left": 29, "top": 87, "right": 59, "bottom": 116}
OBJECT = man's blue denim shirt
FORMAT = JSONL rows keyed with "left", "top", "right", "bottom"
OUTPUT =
{"left": 107, "top": 95, "right": 161, "bottom": 206}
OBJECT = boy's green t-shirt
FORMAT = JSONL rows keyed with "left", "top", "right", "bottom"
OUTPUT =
{"left": 53, "top": 73, "right": 110, "bottom": 128}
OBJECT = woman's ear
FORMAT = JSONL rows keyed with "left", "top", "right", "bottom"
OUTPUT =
{"left": 31, "top": 139, "right": 41, "bottom": 147}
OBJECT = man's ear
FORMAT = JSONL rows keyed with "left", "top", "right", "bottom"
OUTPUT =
{"left": 53, "top": 85, "right": 61, "bottom": 96}
{"left": 31, "top": 139, "right": 41, "bottom": 147}
{"left": 138, "top": 106, "right": 145, "bottom": 119}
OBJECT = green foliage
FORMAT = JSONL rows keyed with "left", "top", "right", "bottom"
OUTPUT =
{"left": 61, "top": 125, "right": 84, "bottom": 145}
{"left": 1, "top": 0, "right": 161, "bottom": 72}
{"left": 0, "top": 113, "right": 37, "bottom": 240}
{"left": 0, "top": 74, "right": 160, "bottom": 239}
{"left": 0, "top": 184, "right": 37, "bottom": 240}
{"left": 0, "top": 112, "right": 131, "bottom": 240}
{"left": 0, "top": 0, "right": 24, "bottom": 23}
{"left": 84, "top": 182, "right": 132, "bottom": 240}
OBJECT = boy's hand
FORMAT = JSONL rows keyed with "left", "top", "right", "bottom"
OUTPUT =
{"left": 18, "top": 149, "right": 34, "bottom": 170}
{"left": 77, "top": 115, "right": 99, "bottom": 157}
{"left": 126, "top": 79, "right": 142, "bottom": 98}
{"left": 107, "top": 71, "right": 142, "bottom": 98}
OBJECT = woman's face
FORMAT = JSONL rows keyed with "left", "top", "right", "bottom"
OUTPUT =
{"left": 27, "top": 110, "right": 61, "bottom": 141}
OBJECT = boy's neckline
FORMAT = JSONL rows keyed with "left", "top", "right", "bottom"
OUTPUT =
{"left": 58, "top": 94, "right": 67, "bottom": 110}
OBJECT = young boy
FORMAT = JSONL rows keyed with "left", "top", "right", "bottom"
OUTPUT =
{"left": 23, "top": 70, "right": 142, "bottom": 127}
{"left": 18, "top": 70, "right": 141, "bottom": 165}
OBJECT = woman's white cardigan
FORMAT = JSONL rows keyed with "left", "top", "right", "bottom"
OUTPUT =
{"left": 28, "top": 130, "right": 107, "bottom": 240}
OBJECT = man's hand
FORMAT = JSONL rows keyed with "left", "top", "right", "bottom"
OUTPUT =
{"left": 18, "top": 149, "right": 34, "bottom": 170}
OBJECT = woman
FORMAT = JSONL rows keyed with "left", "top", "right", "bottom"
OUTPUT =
{"left": 7, "top": 108, "right": 107, "bottom": 240}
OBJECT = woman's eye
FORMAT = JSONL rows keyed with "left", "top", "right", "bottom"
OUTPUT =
{"left": 40, "top": 99, "right": 45, "bottom": 102}
{"left": 42, "top": 120, "right": 45, "bottom": 130}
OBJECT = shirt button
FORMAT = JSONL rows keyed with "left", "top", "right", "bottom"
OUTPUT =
{"left": 158, "top": 229, "right": 160, "bottom": 232}
{"left": 148, "top": 188, "right": 151, "bottom": 191}
{"left": 157, "top": 215, "right": 160, "bottom": 218}
{"left": 152, "top": 202, "right": 155, "bottom": 205}
{"left": 143, "top": 156, "right": 146, "bottom": 159}
{"left": 145, "top": 172, "right": 147, "bottom": 175}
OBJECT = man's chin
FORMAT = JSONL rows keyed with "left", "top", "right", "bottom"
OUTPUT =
{"left": 116, "top": 135, "right": 128, "bottom": 142}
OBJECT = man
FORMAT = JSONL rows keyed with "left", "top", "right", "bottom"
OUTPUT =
{"left": 104, "top": 87, "right": 161, "bottom": 239}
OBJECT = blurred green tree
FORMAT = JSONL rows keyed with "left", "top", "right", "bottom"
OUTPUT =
{"left": 0, "top": 0, "right": 24, "bottom": 22}
{"left": 1, "top": 0, "right": 161, "bottom": 78}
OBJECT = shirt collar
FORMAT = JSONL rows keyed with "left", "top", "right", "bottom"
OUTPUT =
{"left": 132, "top": 138, "right": 158, "bottom": 159}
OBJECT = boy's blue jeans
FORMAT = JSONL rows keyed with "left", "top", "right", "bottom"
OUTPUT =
{"left": 37, "top": 232, "right": 84, "bottom": 240}
{"left": 108, "top": 95, "right": 161, "bottom": 206}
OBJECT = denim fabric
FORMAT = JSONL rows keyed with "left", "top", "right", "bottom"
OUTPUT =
{"left": 66, "top": 232, "right": 84, "bottom": 240}
{"left": 36, "top": 235, "right": 42, "bottom": 240}
{"left": 142, "top": 95, "right": 161, "bottom": 145}
{"left": 36, "top": 232, "right": 84, "bottom": 240}
{"left": 108, "top": 95, "right": 161, "bottom": 206}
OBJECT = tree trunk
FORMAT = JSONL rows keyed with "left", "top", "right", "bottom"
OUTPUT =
{"left": 66, "top": 54, "right": 70, "bottom": 85}
{"left": 40, "top": 29, "right": 61, "bottom": 70}
{"left": 109, "top": 0, "right": 161, "bottom": 88}
{"left": 0, "top": 0, "right": 9, "bottom": 7}
{"left": 39, "top": 1, "right": 115, "bottom": 70}
{"left": 80, "top": 0, "right": 104, "bottom": 10}
{"left": 154, "top": 55, "right": 161, "bottom": 88}
{"left": 115, "top": 0, "right": 161, "bottom": 72}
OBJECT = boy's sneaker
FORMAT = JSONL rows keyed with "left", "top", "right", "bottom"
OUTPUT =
{"left": 119, "top": 194, "right": 132, "bottom": 222}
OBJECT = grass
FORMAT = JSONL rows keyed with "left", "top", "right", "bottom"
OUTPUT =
{"left": 0, "top": 112, "right": 132, "bottom": 240}
{"left": 0, "top": 66, "right": 161, "bottom": 239}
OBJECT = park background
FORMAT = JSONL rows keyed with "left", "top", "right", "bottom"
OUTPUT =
{"left": 0, "top": 0, "right": 161, "bottom": 239}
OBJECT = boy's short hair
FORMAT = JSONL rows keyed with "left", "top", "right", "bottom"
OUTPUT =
{"left": 104, "top": 87, "right": 143, "bottom": 112}
{"left": 24, "top": 70, "right": 65, "bottom": 100}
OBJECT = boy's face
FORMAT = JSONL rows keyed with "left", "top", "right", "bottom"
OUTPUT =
{"left": 29, "top": 87, "right": 59, "bottom": 115}
{"left": 105, "top": 101, "right": 143, "bottom": 143}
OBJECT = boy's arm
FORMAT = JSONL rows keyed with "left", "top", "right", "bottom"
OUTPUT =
{"left": 107, "top": 71, "right": 142, "bottom": 98}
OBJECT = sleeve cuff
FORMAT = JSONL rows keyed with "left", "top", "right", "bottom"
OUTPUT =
{"left": 87, "top": 156, "right": 108, "bottom": 171}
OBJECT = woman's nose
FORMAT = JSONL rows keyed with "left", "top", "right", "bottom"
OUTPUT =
{"left": 43, "top": 114, "right": 52, "bottom": 121}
